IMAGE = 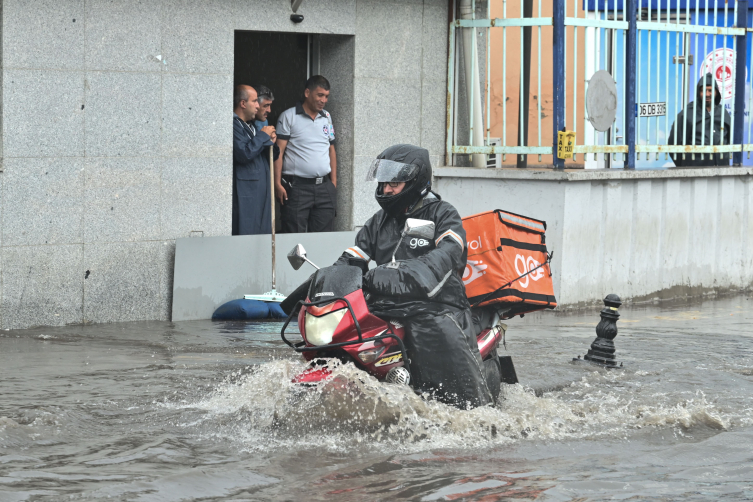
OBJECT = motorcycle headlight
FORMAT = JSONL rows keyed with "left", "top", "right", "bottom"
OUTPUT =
{"left": 305, "top": 309, "right": 347, "bottom": 346}
{"left": 357, "top": 346, "right": 386, "bottom": 364}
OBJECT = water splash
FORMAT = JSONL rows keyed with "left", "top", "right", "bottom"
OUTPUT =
{"left": 190, "top": 359, "right": 734, "bottom": 453}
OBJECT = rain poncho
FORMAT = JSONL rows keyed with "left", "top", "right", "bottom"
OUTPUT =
{"left": 335, "top": 192, "right": 493, "bottom": 409}
{"left": 668, "top": 74, "right": 732, "bottom": 167}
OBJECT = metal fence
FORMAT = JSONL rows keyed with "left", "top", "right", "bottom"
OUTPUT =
{"left": 446, "top": 0, "right": 751, "bottom": 169}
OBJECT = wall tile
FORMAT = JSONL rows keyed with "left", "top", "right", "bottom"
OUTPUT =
{"left": 161, "top": 0, "right": 233, "bottom": 74}
{"left": 3, "top": 69, "right": 85, "bottom": 157}
{"left": 161, "top": 157, "right": 232, "bottom": 240}
{"left": 421, "top": 81, "right": 448, "bottom": 157}
{"left": 4, "top": 0, "right": 84, "bottom": 70}
{"left": 161, "top": 73, "right": 233, "bottom": 158}
{"left": 85, "top": 0, "right": 163, "bottom": 72}
{"left": 84, "top": 157, "right": 160, "bottom": 243}
{"left": 85, "top": 71, "right": 161, "bottom": 157}
{"left": 2, "top": 244, "right": 84, "bottom": 329}
{"left": 354, "top": 78, "right": 421, "bottom": 158}
{"left": 3, "top": 157, "right": 83, "bottom": 246}
{"left": 354, "top": 1, "right": 424, "bottom": 80}
{"left": 421, "top": 1, "right": 450, "bottom": 83}
{"left": 83, "top": 241, "right": 162, "bottom": 323}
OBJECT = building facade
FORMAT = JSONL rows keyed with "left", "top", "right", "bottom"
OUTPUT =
{"left": 0, "top": 0, "right": 450, "bottom": 328}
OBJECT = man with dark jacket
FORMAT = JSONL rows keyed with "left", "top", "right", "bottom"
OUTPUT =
{"left": 232, "top": 85, "right": 280, "bottom": 235}
{"left": 334, "top": 144, "right": 493, "bottom": 409}
{"left": 668, "top": 73, "right": 732, "bottom": 167}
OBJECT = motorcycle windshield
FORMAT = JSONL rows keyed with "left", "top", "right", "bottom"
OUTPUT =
{"left": 307, "top": 265, "right": 362, "bottom": 301}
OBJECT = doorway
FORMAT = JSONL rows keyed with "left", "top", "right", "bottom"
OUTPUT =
{"left": 233, "top": 31, "right": 355, "bottom": 232}
{"left": 234, "top": 31, "right": 311, "bottom": 129}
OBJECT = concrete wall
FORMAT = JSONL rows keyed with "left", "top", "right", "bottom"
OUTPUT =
{"left": 435, "top": 167, "right": 753, "bottom": 306}
{"left": 0, "top": 0, "right": 450, "bottom": 328}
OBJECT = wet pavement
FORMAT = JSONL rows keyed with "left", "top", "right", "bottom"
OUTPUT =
{"left": 2, "top": 295, "right": 753, "bottom": 501}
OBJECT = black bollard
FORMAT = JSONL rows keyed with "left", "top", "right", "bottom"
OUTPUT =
{"left": 575, "top": 294, "right": 623, "bottom": 368}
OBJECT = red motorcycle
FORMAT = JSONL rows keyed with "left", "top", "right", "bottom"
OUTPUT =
{"left": 280, "top": 237, "right": 517, "bottom": 400}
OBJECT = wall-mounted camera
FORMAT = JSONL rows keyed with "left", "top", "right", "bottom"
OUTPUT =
{"left": 291, "top": 0, "right": 304, "bottom": 23}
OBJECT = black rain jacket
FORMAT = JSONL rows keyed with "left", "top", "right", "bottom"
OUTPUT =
{"left": 335, "top": 192, "right": 493, "bottom": 408}
{"left": 668, "top": 74, "right": 732, "bottom": 167}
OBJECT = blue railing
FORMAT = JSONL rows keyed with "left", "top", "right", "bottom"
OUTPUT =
{"left": 446, "top": 0, "right": 753, "bottom": 169}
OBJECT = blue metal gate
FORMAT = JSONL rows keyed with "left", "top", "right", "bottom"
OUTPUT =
{"left": 446, "top": 0, "right": 752, "bottom": 169}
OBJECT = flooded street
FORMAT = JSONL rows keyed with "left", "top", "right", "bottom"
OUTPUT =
{"left": 2, "top": 296, "right": 753, "bottom": 501}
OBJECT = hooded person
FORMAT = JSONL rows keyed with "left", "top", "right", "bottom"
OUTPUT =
{"left": 332, "top": 144, "right": 493, "bottom": 409}
{"left": 668, "top": 73, "right": 732, "bottom": 167}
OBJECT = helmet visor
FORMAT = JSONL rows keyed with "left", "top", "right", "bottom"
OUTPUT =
{"left": 365, "top": 159, "right": 420, "bottom": 183}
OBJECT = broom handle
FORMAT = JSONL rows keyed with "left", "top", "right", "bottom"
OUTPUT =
{"left": 270, "top": 145, "right": 276, "bottom": 291}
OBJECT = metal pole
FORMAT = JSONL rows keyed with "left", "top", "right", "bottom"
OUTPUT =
{"left": 625, "top": 0, "right": 636, "bottom": 169}
{"left": 269, "top": 146, "right": 276, "bottom": 291}
{"left": 552, "top": 0, "right": 565, "bottom": 169}
{"left": 733, "top": 0, "right": 748, "bottom": 166}
{"left": 517, "top": 0, "right": 533, "bottom": 168}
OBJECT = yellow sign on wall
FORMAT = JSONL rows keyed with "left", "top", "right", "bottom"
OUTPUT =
{"left": 557, "top": 131, "right": 576, "bottom": 160}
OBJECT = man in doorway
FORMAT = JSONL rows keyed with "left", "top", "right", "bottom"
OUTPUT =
{"left": 668, "top": 73, "right": 731, "bottom": 167}
{"left": 232, "top": 84, "right": 279, "bottom": 235}
{"left": 274, "top": 75, "right": 338, "bottom": 233}
{"left": 253, "top": 85, "right": 274, "bottom": 130}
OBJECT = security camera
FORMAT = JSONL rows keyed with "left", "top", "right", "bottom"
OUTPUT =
{"left": 290, "top": 13, "right": 304, "bottom": 23}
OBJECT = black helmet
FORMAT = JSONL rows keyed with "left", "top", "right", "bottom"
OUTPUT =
{"left": 367, "top": 144, "right": 432, "bottom": 216}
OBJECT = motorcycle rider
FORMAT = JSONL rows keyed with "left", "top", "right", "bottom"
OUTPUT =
{"left": 334, "top": 144, "right": 493, "bottom": 409}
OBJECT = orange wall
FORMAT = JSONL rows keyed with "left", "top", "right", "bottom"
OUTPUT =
{"left": 488, "top": 0, "right": 587, "bottom": 166}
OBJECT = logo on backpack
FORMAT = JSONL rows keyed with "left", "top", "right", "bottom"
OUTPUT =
{"left": 468, "top": 236, "right": 482, "bottom": 251}
{"left": 514, "top": 254, "right": 544, "bottom": 289}
{"left": 462, "top": 259, "right": 488, "bottom": 285}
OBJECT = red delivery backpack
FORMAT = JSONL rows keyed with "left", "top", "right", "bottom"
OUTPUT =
{"left": 461, "top": 209, "right": 557, "bottom": 317}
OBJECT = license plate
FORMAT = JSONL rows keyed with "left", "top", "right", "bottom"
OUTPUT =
{"left": 639, "top": 102, "right": 666, "bottom": 117}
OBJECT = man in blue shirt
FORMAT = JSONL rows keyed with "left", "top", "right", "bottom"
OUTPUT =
{"left": 232, "top": 85, "right": 279, "bottom": 235}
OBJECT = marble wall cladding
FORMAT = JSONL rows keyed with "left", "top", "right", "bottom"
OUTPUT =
{"left": 354, "top": 79, "right": 422, "bottom": 159}
{"left": 161, "top": 157, "right": 232, "bottom": 240}
{"left": 161, "top": 73, "right": 233, "bottom": 158}
{"left": 3, "top": 0, "right": 84, "bottom": 70}
{"left": 82, "top": 240, "right": 163, "bottom": 323}
{"left": 84, "top": 157, "right": 161, "bottom": 243}
{"left": 2, "top": 244, "right": 84, "bottom": 329}
{"left": 0, "top": 0, "right": 452, "bottom": 327}
{"left": 161, "top": 0, "right": 234, "bottom": 75}
{"left": 85, "top": 0, "right": 163, "bottom": 72}
{"left": 3, "top": 157, "right": 84, "bottom": 247}
{"left": 85, "top": 71, "right": 162, "bottom": 157}
{"left": 4, "top": 69, "right": 86, "bottom": 158}
{"left": 354, "top": 1, "right": 424, "bottom": 80}
{"left": 350, "top": 0, "right": 450, "bottom": 227}
{"left": 319, "top": 35, "right": 355, "bottom": 231}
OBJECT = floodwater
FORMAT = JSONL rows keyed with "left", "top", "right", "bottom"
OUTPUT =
{"left": 2, "top": 296, "right": 753, "bottom": 501}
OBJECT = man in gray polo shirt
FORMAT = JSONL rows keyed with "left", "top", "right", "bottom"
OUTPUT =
{"left": 274, "top": 75, "right": 337, "bottom": 233}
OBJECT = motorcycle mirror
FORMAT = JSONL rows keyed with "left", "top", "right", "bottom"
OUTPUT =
{"left": 287, "top": 243, "right": 320, "bottom": 271}
{"left": 287, "top": 244, "right": 308, "bottom": 270}
{"left": 404, "top": 218, "right": 435, "bottom": 240}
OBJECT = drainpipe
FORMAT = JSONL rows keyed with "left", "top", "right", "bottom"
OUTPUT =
{"left": 459, "top": 0, "right": 486, "bottom": 168}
